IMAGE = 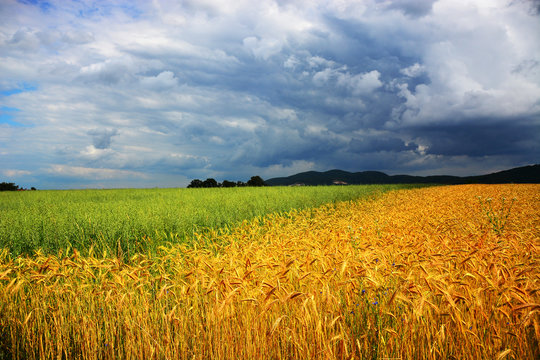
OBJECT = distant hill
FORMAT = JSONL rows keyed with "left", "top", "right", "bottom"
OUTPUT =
{"left": 265, "top": 164, "right": 540, "bottom": 186}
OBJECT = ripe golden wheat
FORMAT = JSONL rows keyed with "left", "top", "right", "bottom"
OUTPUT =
{"left": 0, "top": 184, "right": 538, "bottom": 359}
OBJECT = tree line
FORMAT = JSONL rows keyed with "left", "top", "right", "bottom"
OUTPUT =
{"left": 187, "top": 176, "right": 266, "bottom": 188}
{"left": 0, "top": 182, "right": 36, "bottom": 191}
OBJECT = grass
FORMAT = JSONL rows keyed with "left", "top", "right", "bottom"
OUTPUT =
{"left": 0, "top": 184, "right": 538, "bottom": 359}
{"left": 477, "top": 195, "right": 516, "bottom": 235}
{"left": 0, "top": 184, "right": 418, "bottom": 258}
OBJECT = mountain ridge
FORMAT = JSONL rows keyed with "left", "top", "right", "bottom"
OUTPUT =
{"left": 265, "top": 164, "right": 540, "bottom": 186}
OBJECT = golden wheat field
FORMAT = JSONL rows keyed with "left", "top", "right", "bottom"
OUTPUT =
{"left": 0, "top": 184, "right": 539, "bottom": 359}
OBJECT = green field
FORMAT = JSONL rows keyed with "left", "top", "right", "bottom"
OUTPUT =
{"left": 0, "top": 185, "right": 420, "bottom": 258}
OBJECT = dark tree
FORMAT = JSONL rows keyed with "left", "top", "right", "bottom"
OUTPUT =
{"left": 187, "top": 179, "right": 204, "bottom": 188}
{"left": 247, "top": 176, "right": 266, "bottom": 187}
{"left": 187, "top": 177, "right": 266, "bottom": 188}
{"left": 202, "top": 178, "right": 219, "bottom": 188}
{"left": 0, "top": 182, "right": 19, "bottom": 191}
{"left": 222, "top": 180, "right": 236, "bottom": 188}
{"left": 31, "top": 187, "right": 36, "bottom": 191}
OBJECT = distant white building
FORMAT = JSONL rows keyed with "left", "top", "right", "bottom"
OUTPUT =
{"left": 332, "top": 180, "right": 348, "bottom": 185}
{"left": 290, "top": 183, "right": 305, "bottom": 186}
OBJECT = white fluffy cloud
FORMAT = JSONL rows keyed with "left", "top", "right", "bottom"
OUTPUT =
{"left": 2, "top": 169, "right": 32, "bottom": 177}
{"left": 390, "top": 0, "right": 540, "bottom": 126}
{"left": 140, "top": 71, "right": 178, "bottom": 90}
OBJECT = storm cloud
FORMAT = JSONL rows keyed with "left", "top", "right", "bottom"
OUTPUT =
{"left": 88, "top": 128, "right": 118, "bottom": 150}
{"left": 0, "top": 0, "right": 539, "bottom": 189}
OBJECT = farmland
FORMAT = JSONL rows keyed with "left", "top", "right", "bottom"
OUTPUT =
{"left": 0, "top": 184, "right": 539, "bottom": 359}
{"left": 0, "top": 184, "right": 413, "bottom": 258}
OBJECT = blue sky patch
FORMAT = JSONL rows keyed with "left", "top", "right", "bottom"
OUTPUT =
{"left": 0, "top": 107, "right": 29, "bottom": 127}
{"left": 17, "top": 0, "right": 53, "bottom": 12}
{"left": 1, "top": 83, "right": 37, "bottom": 97}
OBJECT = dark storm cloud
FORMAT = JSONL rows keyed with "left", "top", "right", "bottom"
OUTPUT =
{"left": 417, "top": 120, "right": 540, "bottom": 157}
{"left": 512, "top": 0, "right": 540, "bottom": 15}
{"left": 232, "top": 125, "right": 345, "bottom": 168}
{"left": 348, "top": 136, "right": 418, "bottom": 153}
{"left": 88, "top": 128, "right": 118, "bottom": 149}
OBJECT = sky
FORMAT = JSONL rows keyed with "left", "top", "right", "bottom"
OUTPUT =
{"left": 1, "top": 0, "right": 539, "bottom": 189}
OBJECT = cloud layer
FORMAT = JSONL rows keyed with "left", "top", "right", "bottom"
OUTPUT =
{"left": 1, "top": 0, "right": 539, "bottom": 188}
